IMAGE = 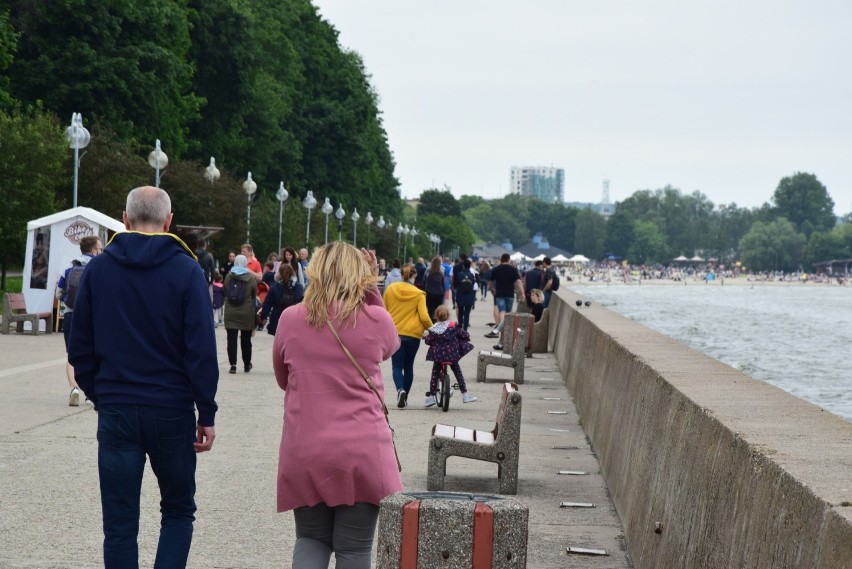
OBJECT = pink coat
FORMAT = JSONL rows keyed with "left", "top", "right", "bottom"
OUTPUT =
{"left": 272, "top": 288, "right": 402, "bottom": 512}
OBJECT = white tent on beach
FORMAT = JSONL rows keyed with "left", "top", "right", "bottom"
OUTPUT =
{"left": 509, "top": 251, "right": 529, "bottom": 262}
{"left": 551, "top": 254, "right": 570, "bottom": 262}
{"left": 673, "top": 255, "right": 689, "bottom": 262}
{"left": 22, "top": 207, "right": 124, "bottom": 330}
{"left": 567, "top": 254, "right": 590, "bottom": 263}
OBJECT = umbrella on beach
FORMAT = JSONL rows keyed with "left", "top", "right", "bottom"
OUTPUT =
{"left": 552, "top": 254, "right": 570, "bottom": 262}
{"left": 690, "top": 255, "right": 705, "bottom": 262}
{"left": 673, "top": 255, "right": 689, "bottom": 262}
{"left": 567, "top": 254, "right": 590, "bottom": 263}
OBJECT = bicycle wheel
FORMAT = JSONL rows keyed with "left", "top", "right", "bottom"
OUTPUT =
{"left": 441, "top": 370, "right": 451, "bottom": 412}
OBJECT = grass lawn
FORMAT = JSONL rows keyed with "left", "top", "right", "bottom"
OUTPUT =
{"left": 1, "top": 276, "right": 23, "bottom": 294}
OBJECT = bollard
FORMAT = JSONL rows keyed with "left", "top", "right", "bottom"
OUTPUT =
{"left": 376, "top": 491, "right": 529, "bottom": 568}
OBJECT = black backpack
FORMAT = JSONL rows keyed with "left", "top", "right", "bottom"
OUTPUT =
{"left": 275, "top": 283, "right": 298, "bottom": 314}
{"left": 549, "top": 269, "right": 561, "bottom": 291}
{"left": 425, "top": 272, "right": 444, "bottom": 295}
{"left": 63, "top": 264, "right": 86, "bottom": 308}
{"left": 458, "top": 272, "right": 474, "bottom": 293}
{"left": 226, "top": 277, "right": 246, "bottom": 306}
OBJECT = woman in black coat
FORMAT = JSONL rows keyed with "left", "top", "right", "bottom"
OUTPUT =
{"left": 259, "top": 264, "right": 304, "bottom": 336}
{"left": 423, "top": 256, "right": 445, "bottom": 323}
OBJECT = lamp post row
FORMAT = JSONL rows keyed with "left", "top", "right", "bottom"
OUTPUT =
{"left": 64, "top": 113, "right": 439, "bottom": 251}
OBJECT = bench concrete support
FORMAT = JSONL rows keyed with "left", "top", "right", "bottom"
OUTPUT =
{"left": 499, "top": 312, "right": 534, "bottom": 357}
{"left": 377, "top": 491, "right": 529, "bottom": 568}
{"left": 427, "top": 383, "right": 522, "bottom": 495}
{"left": 477, "top": 329, "right": 526, "bottom": 384}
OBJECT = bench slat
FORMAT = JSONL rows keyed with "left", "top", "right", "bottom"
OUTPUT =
{"left": 434, "top": 424, "right": 455, "bottom": 438}
{"left": 454, "top": 427, "right": 475, "bottom": 441}
{"left": 475, "top": 430, "right": 495, "bottom": 444}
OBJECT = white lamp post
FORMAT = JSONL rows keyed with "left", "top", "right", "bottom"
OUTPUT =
{"left": 396, "top": 223, "right": 404, "bottom": 258}
{"left": 64, "top": 113, "right": 90, "bottom": 208}
{"left": 351, "top": 208, "right": 360, "bottom": 246}
{"left": 276, "top": 182, "right": 289, "bottom": 253}
{"left": 321, "top": 198, "right": 334, "bottom": 244}
{"left": 204, "top": 157, "right": 220, "bottom": 183}
{"left": 243, "top": 172, "right": 257, "bottom": 242}
{"left": 402, "top": 225, "right": 410, "bottom": 261}
{"left": 377, "top": 216, "right": 386, "bottom": 231}
{"left": 409, "top": 227, "right": 418, "bottom": 259}
{"left": 147, "top": 140, "right": 168, "bottom": 188}
{"left": 303, "top": 191, "right": 317, "bottom": 247}
{"left": 335, "top": 204, "right": 345, "bottom": 241}
{"left": 365, "top": 212, "right": 374, "bottom": 248}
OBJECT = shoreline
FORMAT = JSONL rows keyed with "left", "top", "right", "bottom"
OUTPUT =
{"left": 564, "top": 275, "right": 848, "bottom": 287}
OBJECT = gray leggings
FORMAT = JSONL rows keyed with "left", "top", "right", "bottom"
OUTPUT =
{"left": 292, "top": 501, "right": 379, "bottom": 569}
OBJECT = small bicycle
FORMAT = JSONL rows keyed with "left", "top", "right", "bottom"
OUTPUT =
{"left": 436, "top": 361, "right": 459, "bottom": 412}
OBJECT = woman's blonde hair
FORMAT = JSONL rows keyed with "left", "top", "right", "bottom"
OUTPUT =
{"left": 303, "top": 241, "right": 379, "bottom": 328}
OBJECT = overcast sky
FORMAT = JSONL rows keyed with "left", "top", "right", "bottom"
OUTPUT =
{"left": 311, "top": 1, "right": 852, "bottom": 215}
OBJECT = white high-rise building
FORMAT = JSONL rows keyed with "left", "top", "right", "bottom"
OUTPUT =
{"left": 509, "top": 166, "right": 564, "bottom": 203}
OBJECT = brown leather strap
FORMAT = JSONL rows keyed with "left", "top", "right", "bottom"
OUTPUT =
{"left": 328, "top": 322, "right": 402, "bottom": 471}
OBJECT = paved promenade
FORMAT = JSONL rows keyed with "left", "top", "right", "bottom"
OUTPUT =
{"left": 0, "top": 296, "right": 629, "bottom": 568}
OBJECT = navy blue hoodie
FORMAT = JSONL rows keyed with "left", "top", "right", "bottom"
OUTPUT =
{"left": 69, "top": 232, "right": 219, "bottom": 426}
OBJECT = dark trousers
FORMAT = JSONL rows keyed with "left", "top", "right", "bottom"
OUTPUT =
{"left": 430, "top": 361, "right": 467, "bottom": 395}
{"left": 458, "top": 303, "right": 473, "bottom": 330}
{"left": 425, "top": 292, "right": 443, "bottom": 323}
{"left": 226, "top": 328, "right": 252, "bottom": 367}
{"left": 97, "top": 404, "right": 197, "bottom": 568}
{"left": 391, "top": 335, "right": 420, "bottom": 393}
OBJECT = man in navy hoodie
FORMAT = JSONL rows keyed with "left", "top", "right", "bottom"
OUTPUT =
{"left": 69, "top": 186, "right": 219, "bottom": 568}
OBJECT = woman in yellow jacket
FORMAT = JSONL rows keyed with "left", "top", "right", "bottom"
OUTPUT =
{"left": 384, "top": 264, "right": 433, "bottom": 408}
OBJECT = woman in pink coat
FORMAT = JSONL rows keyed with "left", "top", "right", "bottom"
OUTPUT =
{"left": 272, "top": 241, "right": 402, "bottom": 568}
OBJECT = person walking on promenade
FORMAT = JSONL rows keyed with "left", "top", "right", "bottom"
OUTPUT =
{"left": 484, "top": 253, "right": 524, "bottom": 339}
{"left": 194, "top": 238, "right": 216, "bottom": 290}
{"left": 272, "top": 242, "right": 401, "bottom": 568}
{"left": 224, "top": 254, "right": 258, "bottom": 374}
{"left": 424, "top": 256, "right": 445, "bottom": 322}
{"left": 240, "top": 243, "right": 263, "bottom": 281}
{"left": 383, "top": 258, "right": 403, "bottom": 289}
{"left": 453, "top": 259, "right": 477, "bottom": 331}
{"left": 423, "top": 305, "right": 477, "bottom": 406}
{"left": 384, "top": 263, "right": 433, "bottom": 408}
{"left": 524, "top": 260, "right": 545, "bottom": 310}
{"left": 219, "top": 250, "right": 236, "bottom": 278}
{"left": 280, "top": 246, "right": 306, "bottom": 288}
{"left": 259, "top": 263, "right": 304, "bottom": 336}
{"left": 56, "top": 234, "right": 102, "bottom": 406}
{"left": 68, "top": 186, "right": 218, "bottom": 568}
{"left": 541, "top": 256, "right": 559, "bottom": 308}
{"left": 478, "top": 260, "right": 491, "bottom": 300}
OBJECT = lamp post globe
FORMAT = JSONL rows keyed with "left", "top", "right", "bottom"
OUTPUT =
{"left": 377, "top": 215, "right": 386, "bottom": 230}
{"left": 396, "top": 223, "right": 404, "bottom": 258}
{"left": 64, "top": 113, "right": 91, "bottom": 208}
{"left": 147, "top": 140, "right": 169, "bottom": 188}
{"left": 364, "top": 212, "right": 374, "bottom": 248}
{"left": 335, "top": 204, "right": 345, "bottom": 242}
{"left": 243, "top": 172, "right": 258, "bottom": 242}
{"left": 205, "top": 157, "right": 221, "bottom": 183}
{"left": 276, "top": 182, "right": 289, "bottom": 253}
{"left": 303, "top": 191, "right": 317, "bottom": 247}
{"left": 351, "top": 208, "right": 360, "bottom": 246}
{"left": 402, "top": 225, "right": 411, "bottom": 261}
{"left": 321, "top": 197, "right": 334, "bottom": 244}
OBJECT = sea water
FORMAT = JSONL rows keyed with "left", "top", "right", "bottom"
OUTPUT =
{"left": 570, "top": 283, "right": 852, "bottom": 423}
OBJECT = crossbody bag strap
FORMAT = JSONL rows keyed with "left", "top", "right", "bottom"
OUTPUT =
{"left": 327, "top": 322, "right": 401, "bottom": 471}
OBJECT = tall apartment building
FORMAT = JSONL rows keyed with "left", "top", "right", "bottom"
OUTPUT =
{"left": 509, "top": 166, "right": 564, "bottom": 203}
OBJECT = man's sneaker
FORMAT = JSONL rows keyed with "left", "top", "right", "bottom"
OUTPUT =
{"left": 484, "top": 331, "right": 499, "bottom": 339}
{"left": 424, "top": 395, "right": 437, "bottom": 408}
{"left": 463, "top": 393, "right": 478, "bottom": 404}
{"left": 493, "top": 344, "right": 504, "bottom": 351}
{"left": 68, "top": 388, "right": 80, "bottom": 407}
{"left": 397, "top": 390, "right": 407, "bottom": 409}
{"left": 486, "top": 322, "right": 496, "bottom": 327}
{"left": 228, "top": 365, "right": 237, "bottom": 374}
{"left": 245, "top": 363, "right": 253, "bottom": 373}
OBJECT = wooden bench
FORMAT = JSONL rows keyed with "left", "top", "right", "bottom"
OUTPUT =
{"left": 427, "top": 382, "right": 522, "bottom": 494}
{"left": 476, "top": 328, "right": 526, "bottom": 384}
{"left": 1, "top": 293, "right": 53, "bottom": 335}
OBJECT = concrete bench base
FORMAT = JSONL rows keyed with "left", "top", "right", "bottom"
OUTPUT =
{"left": 377, "top": 491, "right": 529, "bottom": 568}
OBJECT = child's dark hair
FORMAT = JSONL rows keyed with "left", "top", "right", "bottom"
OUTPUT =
{"left": 214, "top": 273, "right": 223, "bottom": 283}
{"left": 434, "top": 305, "right": 450, "bottom": 322}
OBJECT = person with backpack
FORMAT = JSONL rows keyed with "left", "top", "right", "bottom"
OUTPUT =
{"left": 452, "top": 259, "right": 477, "bottom": 331}
{"left": 524, "top": 260, "right": 545, "bottom": 310}
{"left": 259, "top": 263, "right": 304, "bottom": 336}
{"left": 542, "top": 256, "right": 560, "bottom": 308}
{"left": 423, "top": 256, "right": 446, "bottom": 323}
{"left": 194, "top": 238, "right": 216, "bottom": 288}
{"left": 223, "top": 254, "right": 258, "bottom": 374}
{"left": 55, "top": 235, "right": 102, "bottom": 406}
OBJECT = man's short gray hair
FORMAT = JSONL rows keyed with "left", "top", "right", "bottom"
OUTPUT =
{"left": 126, "top": 187, "right": 171, "bottom": 227}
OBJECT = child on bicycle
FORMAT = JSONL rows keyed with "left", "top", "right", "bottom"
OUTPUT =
{"left": 423, "top": 305, "right": 477, "bottom": 406}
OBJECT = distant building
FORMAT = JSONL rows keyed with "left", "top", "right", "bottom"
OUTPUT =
{"left": 509, "top": 166, "right": 564, "bottom": 203}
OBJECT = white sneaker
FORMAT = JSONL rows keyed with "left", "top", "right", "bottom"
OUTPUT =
{"left": 69, "top": 388, "right": 80, "bottom": 407}
{"left": 424, "top": 395, "right": 437, "bottom": 407}
{"left": 463, "top": 393, "right": 478, "bottom": 403}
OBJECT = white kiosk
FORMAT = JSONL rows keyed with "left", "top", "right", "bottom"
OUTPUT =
{"left": 22, "top": 207, "right": 124, "bottom": 331}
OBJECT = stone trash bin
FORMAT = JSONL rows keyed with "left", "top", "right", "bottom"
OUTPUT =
{"left": 376, "top": 491, "right": 529, "bottom": 568}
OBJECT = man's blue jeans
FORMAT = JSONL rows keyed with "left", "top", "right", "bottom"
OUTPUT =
{"left": 97, "top": 404, "right": 198, "bottom": 568}
{"left": 391, "top": 335, "right": 421, "bottom": 394}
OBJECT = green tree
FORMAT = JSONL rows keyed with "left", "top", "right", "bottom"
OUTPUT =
{"left": 738, "top": 218, "right": 806, "bottom": 271}
{"left": 628, "top": 220, "right": 668, "bottom": 265}
{"left": 573, "top": 209, "right": 607, "bottom": 260}
{"left": 418, "top": 188, "right": 462, "bottom": 218}
{"left": 0, "top": 105, "right": 66, "bottom": 287}
{"left": 604, "top": 208, "right": 634, "bottom": 258}
{"left": 803, "top": 223, "right": 852, "bottom": 269}
{"left": 7, "top": 0, "right": 200, "bottom": 156}
{"left": 458, "top": 194, "right": 485, "bottom": 212}
{"left": 464, "top": 203, "right": 528, "bottom": 246}
{"left": 0, "top": 8, "right": 18, "bottom": 107}
{"left": 771, "top": 172, "right": 836, "bottom": 237}
{"left": 417, "top": 213, "right": 475, "bottom": 256}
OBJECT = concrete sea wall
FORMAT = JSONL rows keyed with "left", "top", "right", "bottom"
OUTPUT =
{"left": 548, "top": 291, "right": 852, "bottom": 568}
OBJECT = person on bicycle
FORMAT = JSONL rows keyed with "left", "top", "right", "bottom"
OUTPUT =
{"left": 423, "top": 305, "right": 478, "bottom": 406}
